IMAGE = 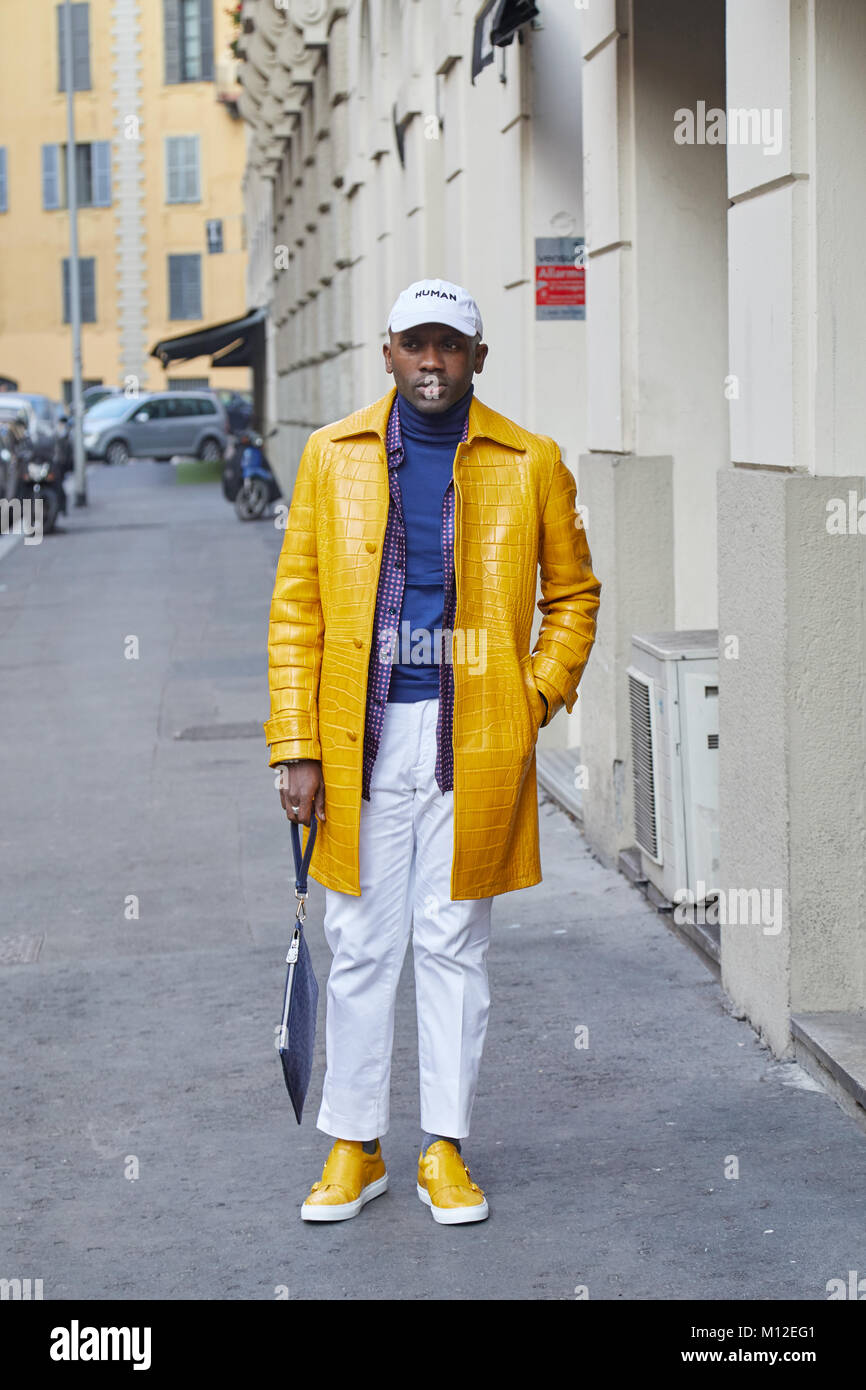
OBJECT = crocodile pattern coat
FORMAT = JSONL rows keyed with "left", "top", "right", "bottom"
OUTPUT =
{"left": 264, "top": 384, "right": 601, "bottom": 900}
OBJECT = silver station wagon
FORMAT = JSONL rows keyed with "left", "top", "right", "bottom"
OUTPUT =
{"left": 83, "top": 391, "right": 229, "bottom": 466}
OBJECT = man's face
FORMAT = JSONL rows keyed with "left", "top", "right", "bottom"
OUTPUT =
{"left": 383, "top": 322, "right": 488, "bottom": 413}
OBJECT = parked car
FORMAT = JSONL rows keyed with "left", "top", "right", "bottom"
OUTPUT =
{"left": 82, "top": 391, "right": 230, "bottom": 466}
{"left": 82, "top": 385, "right": 120, "bottom": 410}
{"left": 0, "top": 393, "right": 58, "bottom": 465}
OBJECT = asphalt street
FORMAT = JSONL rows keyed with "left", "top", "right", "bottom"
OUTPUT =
{"left": 1, "top": 458, "right": 864, "bottom": 1301}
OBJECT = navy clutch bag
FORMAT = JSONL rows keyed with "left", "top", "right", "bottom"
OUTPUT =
{"left": 277, "top": 813, "right": 319, "bottom": 1124}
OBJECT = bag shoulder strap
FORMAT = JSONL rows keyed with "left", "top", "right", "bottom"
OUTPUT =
{"left": 290, "top": 813, "right": 317, "bottom": 898}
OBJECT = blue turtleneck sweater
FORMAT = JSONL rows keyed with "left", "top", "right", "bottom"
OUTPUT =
{"left": 387, "top": 383, "right": 474, "bottom": 702}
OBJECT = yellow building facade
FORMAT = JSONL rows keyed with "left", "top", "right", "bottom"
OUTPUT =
{"left": 0, "top": 0, "right": 249, "bottom": 398}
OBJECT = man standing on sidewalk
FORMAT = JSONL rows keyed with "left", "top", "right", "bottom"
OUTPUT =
{"left": 264, "top": 278, "right": 601, "bottom": 1224}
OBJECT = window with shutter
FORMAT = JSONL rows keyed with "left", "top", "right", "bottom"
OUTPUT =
{"left": 49, "top": 144, "right": 110, "bottom": 209}
{"left": 62, "top": 257, "right": 97, "bottom": 323}
{"left": 168, "top": 254, "right": 202, "bottom": 320}
{"left": 165, "top": 136, "right": 200, "bottom": 203}
{"left": 0, "top": 149, "right": 7, "bottom": 213}
{"left": 42, "top": 145, "right": 61, "bottom": 210}
{"left": 74, "top": 143, "right": 92, "bottom": 205}
{"left": 165, "top": 0, "right": 214, "bottom": 83}
{"left": 57, "top": 3, "right": 91, "bottom": 92}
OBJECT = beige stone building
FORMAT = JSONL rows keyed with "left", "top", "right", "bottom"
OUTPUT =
{"left": 0, "top": 0, "right": 250, "bottom": 398}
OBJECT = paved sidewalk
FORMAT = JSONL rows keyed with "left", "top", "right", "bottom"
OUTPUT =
{"left": 1, "top": 461, "right": 864, "bottom": 1301}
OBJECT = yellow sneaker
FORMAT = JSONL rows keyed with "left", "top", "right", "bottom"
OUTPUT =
{"left": 301, "top": 1139, "right": 388, "bottom": 1222}
{"left": 416, "top": 1140, "right": 489, "bottom": 1225}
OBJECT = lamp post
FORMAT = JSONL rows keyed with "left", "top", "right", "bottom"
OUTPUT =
{"left": 63, "top": 0, "right": 87, "bottom": 507}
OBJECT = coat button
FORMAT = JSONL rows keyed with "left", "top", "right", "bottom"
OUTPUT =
{"left": 353, "top": 637, "right": 362, "bottom": 648}
{"left": 365, "top": 541, "right": 376, "bottom": 553}
{"left": 347, "top": 730, "right": 357, "bottom": 741}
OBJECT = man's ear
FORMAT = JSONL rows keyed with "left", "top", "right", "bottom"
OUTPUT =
{"left": 474, "top": 342, "right": 489, "bottom": 374}
{"left": 383, "top": 341, "right": 393, "bottom": 373}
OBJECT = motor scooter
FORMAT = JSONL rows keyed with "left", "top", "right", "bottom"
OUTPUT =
{"left": 4, "top": 425, "right": 66, "bottom": 533}
{"left": 230, "top": 429, "right": 281, "bottom": 521}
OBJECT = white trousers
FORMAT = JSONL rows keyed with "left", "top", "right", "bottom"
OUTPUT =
{"left": 316, "top": 697, "right": 495, "bottom": 1142}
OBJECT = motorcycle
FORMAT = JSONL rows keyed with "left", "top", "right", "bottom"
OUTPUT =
{"left": 228, "top": 429, "right": 281, "bottom": 521}
{"left": 2, "top": 424, "right": 66, "bottom": 534}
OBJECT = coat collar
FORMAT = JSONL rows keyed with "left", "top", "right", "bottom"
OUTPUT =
{"left": 328, "top": 383, "right": 526, "bottom": 452}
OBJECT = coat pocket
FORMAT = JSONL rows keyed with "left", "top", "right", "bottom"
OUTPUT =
{"left": 519, "top": 654, "right": 547, "bottom": 739}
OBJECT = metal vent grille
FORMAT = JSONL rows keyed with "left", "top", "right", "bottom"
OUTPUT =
{"left": 707, "top": 733, "right": 719, "bottom": 749}
{"left": 628, "top": 671, "right": 659, "bottom": 860}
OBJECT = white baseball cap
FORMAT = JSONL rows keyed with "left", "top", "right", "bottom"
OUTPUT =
{"left": 388, "top": 278, "right": 483, "bottom": 339}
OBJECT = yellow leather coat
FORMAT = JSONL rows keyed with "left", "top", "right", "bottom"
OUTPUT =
{"left": 264, "top": 384, "right": 601, "bottom": 899}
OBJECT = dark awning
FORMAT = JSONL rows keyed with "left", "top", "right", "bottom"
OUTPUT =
{"left": 471, "top": 0, "right": 540, "bottom": 80}
{"left": 150, "top": 308, "right": 266, "bottom": 370}
{"left": 492, "top": 0, "right": 539, "bottom": 44}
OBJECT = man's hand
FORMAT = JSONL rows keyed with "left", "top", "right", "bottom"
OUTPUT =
{"left": 277, "top": 760, "right": 326, "bottom": 825}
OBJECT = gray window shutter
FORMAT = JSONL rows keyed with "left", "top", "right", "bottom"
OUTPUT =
{"left": 43, "top": 144, "right": 61, "bottom": 210}
{"left": 165, "top": 136, "right": 199, "bottom": 202}
{"left": 169, "top": 255, "right": 179, "bottom": 317}
{"left": 199, "top": 0, "right": 214, "bottom": 81}
{"left": 190, "top": 136, "right": 200, "bottom": 201}
{"left": 164, "top": 0, "right": 181, "bottom": 84}
{"left": 57, "top": 5, "right": 66, "bottom": 91}
{"left": 92, "top": 141, "right": 112, "bottom": 206}
{"left": 0, "top": 149, "right": 7, "bottom": 213}
{"left": 62, "top": 257, "right": 96, "bottom": 322}
{"left": 165, "top": 137, "right": 175, "bottom": 201}
{"left": 169, "top": 254, "right": 201, "bottom": 319}
{"left": 73, "top": 4, "right": 91, "bottom": 90}
{"left": 58, "top": 4, "right": 91, "bottom": 91}
{"left": 80, "top": 258, "right": 96, "bottom": 321}
{"left": 166, "top": 137, "right": 179, "bottom": 201}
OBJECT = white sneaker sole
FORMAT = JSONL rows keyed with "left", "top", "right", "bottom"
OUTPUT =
{"left": 417, "top": 1182, "right": 489, "bottom": 1224}
{"left": 301, "top": 1172, "right": 389, "bottom": 1222}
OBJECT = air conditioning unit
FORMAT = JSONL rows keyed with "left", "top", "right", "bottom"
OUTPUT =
{"left": 626, "top": 631, "right": 719, "bottom": 906}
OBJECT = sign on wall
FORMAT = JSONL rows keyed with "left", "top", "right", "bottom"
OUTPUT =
{"left": 206, "top": 219, "right": 224, "bottom": 254}
{"left": 535, "top": 237, "right": 585, "bottom": 320}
